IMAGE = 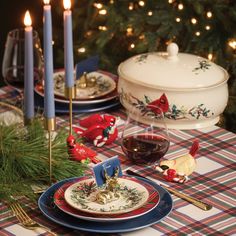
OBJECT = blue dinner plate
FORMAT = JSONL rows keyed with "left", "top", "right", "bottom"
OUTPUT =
{"left": 38, "top": 176, "right": 173, "bottom": 233}
{"left": 34, "top": 92, "right": 121, "bottom": 114}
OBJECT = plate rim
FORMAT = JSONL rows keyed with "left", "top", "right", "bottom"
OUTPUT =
{"left": 35, "top": 70, "right": 119, "bottom": 105}
{"left": 34, "top": 91, "right": 120, "bottom": 114}
{"left": 54, "top": 99, "right": 120, "bottom": 113}
{"left": 54, "top": 176, "right": 160, "bottom": 221}
{"left": 38, "top": 176, "right": 173, "bottom": 233}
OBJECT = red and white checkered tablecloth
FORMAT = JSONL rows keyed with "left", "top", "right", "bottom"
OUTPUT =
{"left": 0, "top": 86, "right": 236, "bottom": 236}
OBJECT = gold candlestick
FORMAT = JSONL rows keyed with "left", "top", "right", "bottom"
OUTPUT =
{"left": 65, "top": 86, "right": 76, "bottom": 135}
{"left": 44, "top": 117, "right": 56, "bottom": 184}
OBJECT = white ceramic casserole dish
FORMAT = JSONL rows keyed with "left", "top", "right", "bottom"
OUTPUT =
{"left": 117, "top": 43, "right": 229, "bottom": 129}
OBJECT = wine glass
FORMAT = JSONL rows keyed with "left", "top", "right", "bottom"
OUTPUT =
{"left": 2, "top": 28, "right": 43, "bottom": 91}
{"left": 121, "top": 105, "right": 170, "bottom": 166}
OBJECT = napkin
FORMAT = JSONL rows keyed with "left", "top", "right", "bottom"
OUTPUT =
{"left": 75, "top": 55, "right": 99, "bottom": 79}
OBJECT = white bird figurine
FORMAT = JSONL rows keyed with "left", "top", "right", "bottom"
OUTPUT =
{"left": 156, "top": 140, "right": 199, "bottom": 183}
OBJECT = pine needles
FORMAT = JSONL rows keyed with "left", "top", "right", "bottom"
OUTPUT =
{"left": 0, "top": 119, "right": 88, "bottom": 201}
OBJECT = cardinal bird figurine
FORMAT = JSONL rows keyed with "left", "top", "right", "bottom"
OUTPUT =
{"left": 147, "top": 93, "right": 169, "bottom": 114}
{"left": 73, "top": 114, "right": 119, "bottom": 147}
{"left": 155, "top": 140, "right": 199, "bottom": 183}
{"left": 67, "top": 135, "right": 101, "bottom": 163}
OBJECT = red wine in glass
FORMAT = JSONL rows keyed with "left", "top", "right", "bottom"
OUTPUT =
{"left": 4, "top": 67, "right": 41, "bottom": 90}
{"left": 121, "top": 105, "right": 170, "bottom": 165}
{"left": 122, "top": 134, "right": 169, "bottom": 165}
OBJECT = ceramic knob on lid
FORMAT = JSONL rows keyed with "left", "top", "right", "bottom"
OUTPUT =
{"left": 167, "top": 43, "right": 179, "bottom": 61}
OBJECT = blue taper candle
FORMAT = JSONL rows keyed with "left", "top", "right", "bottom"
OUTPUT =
{"left": 43, "top": 0, "right": 55, "bottom": 118}
{"left": 24, "top": 11, "right": 34, "bottom": 119}
{"left": 63, "top": 0, "right": 74, "bottom": 88}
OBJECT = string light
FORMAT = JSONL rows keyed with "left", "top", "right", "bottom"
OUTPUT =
{"left": 99, "top": 9, "right": 107, "bottom": 15}
{"left": 148, "top": 11, "right": 153, "bottom": 16}
{"left": 228, "top": 39, "right": 236, "bottom": 50}
{"left": 99, "top": 26, "right": 107, "bottom": 31}
{"left": 195, "top": 31, "right": 201, "bottom": 36}
{"left": 35, "top": 43, "right": 39, "bottom": 49}
{"left": 139, "top": 34, "right": 145, "bottom": 40}
{"left": 110, "top": 0, "right": 114, "bottom": 3}
{"left": 129, "top": 2, "right": 134, "bottom": 10}
{"left": 178, "top": 3, "right": 184, "bottom": 10}
{"left": 138, "top": 1, "right": 145, "bottom": 7}
{"left": 176, "top": 17, "right": 181, "bottom": 22}
{"left": 93, "top": 3, "right": 103, "bottom": 9}
{"left": 206, "top": 11, "right": 213, "bottom": 18}
{"left": 191, "top": 18, "right": 197, "bottom": 24}
{"left": 168, "top": 0, "right": 174, "bottom": 3}
{"left": 208, "top": 53, "right": 213, "bottom": 60}
{"left": 78, "top": 47, "right": 86, "bottom": 53}
{"left": 130, "top": 43, "right": 135, "bottom": 49}
{"left": 85, "top": 31, "right": 93, "bottom": 37}
{"left": 205, "top": 25, "right": 211, "bottom": 30}
{"left": 126, "top": 27, "right": 133, "bottom": 36}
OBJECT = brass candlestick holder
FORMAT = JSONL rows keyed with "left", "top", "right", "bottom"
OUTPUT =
{"left": 44, "top": 117, "right": 56, "bottom": 184}
{"left": 64, "top": 86, "right": 76, "bottom": 135}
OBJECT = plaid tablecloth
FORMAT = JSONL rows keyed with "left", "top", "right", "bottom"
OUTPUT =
{"left": 0, "top": 86, "right": 236, "bottom": 236}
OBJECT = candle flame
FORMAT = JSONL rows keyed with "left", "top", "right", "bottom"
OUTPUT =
{"left": 24, "top": 11, "right": 32, "bottom": 27}
{"left": 63, "top": 0, "right": 71, "bottom": 10}
{"left": 44, "top": 0, "right": 50, "bottom": 4}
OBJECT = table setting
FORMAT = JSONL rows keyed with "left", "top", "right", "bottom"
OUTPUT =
{"left": 34, "top": 69, "right": 120, "bottom": 114}
{"left": 0, "top": 0, "right": 236, "bottom": 235}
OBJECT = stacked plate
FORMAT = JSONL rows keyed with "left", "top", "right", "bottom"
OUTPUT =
{"left": 38, "top": 175, "right": 173, "bottom": 233}
{"left": 34, "top": 70, "right": 121, "bottom": 114}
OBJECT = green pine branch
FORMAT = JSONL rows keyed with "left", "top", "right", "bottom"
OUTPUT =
{"left": 0, "top": 119, "right": 88, "bottom": 201}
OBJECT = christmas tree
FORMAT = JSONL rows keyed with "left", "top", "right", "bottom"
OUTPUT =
{"left": 53, "top": 0, "right": 236, "bottom": 132}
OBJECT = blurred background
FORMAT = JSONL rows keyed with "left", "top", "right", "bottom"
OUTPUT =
{"left": 0, "top": 0, "right": 236, "bottom": 132}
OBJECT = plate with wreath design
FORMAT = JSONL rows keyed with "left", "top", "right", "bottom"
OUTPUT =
{"left": 63, "top": 176, "right": 159, "bottom": 216}
{"left": 53, "top": 71, "right": 116, "bottom": 100}
{"left": 54, "top": 176, "right": 159, "bottom": 221}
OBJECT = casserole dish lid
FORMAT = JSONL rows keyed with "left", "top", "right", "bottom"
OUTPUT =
{"left": 118, "top": 43, "right": 228, "bottom": 90}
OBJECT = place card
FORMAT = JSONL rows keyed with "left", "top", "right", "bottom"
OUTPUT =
{"left": 92, "top": 155, "right": 122, "bottom": 187}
